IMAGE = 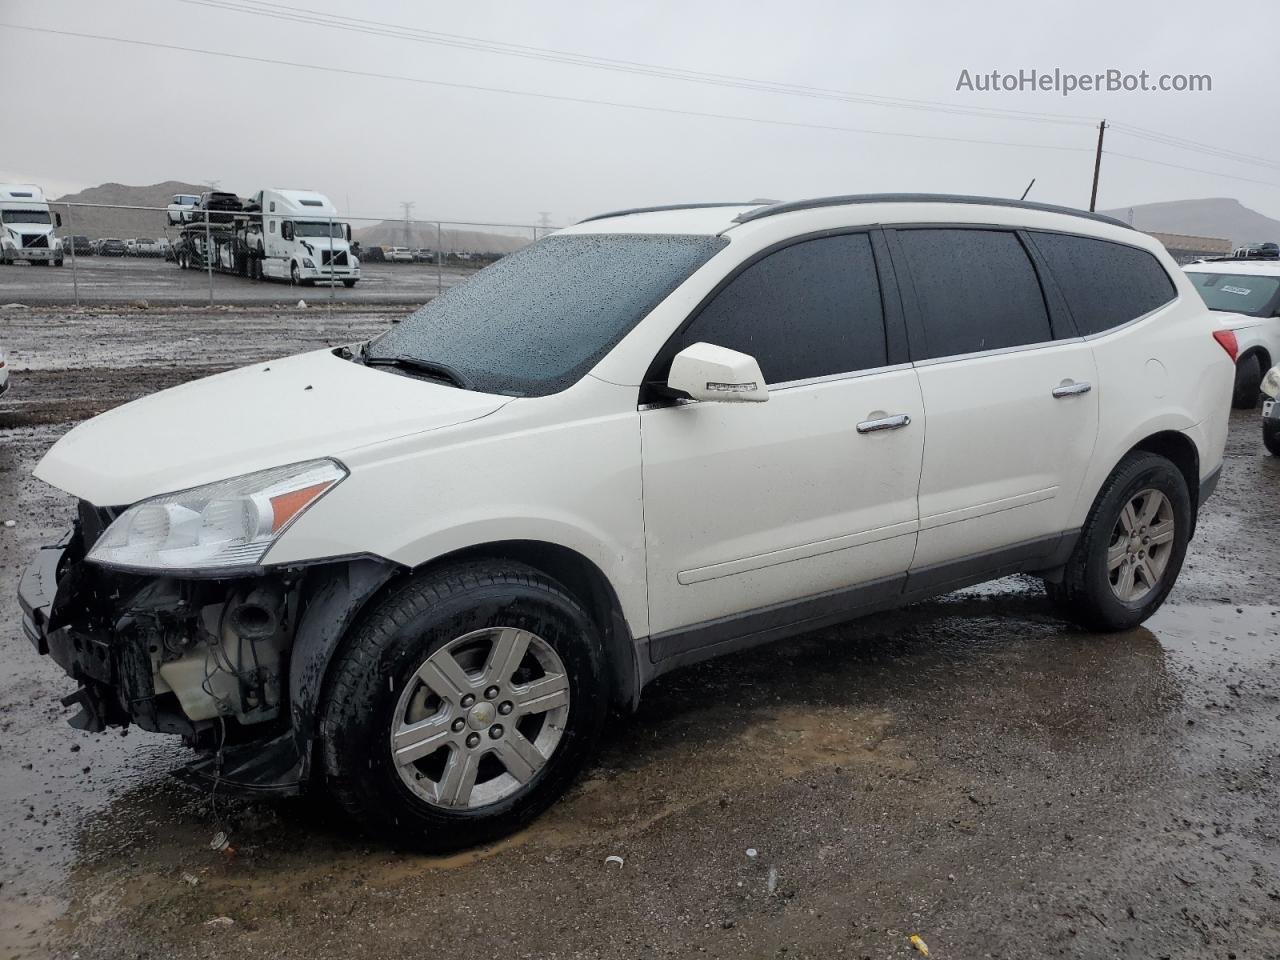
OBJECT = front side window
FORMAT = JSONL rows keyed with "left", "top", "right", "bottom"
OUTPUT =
{"left": 896, "top": 228, "right": 1052, "bottom": 360}
{"left": 1032, "top": 232, "right": 1177, "bottom": 334}
{"left": 1185, "top": 271, "right": 1280, "bottom": 318}
{"left": 369, "top": 233, "right": 727, "bottom": 396}
{"left": 1, "top": 210, "right": 52, "bottom": 225}
{"left": 666, "top": 233, "right": 887, "bottom": 384}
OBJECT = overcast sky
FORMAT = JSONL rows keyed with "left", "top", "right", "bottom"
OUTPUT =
{"left": 3, "top": 0, "right": 1278, "bottom": 227}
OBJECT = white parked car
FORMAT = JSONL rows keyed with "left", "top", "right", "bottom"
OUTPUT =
{"left": 1183, "top": 259, "right": 1280, "bottom": 407}
{"left": 20, "top": 195, "right": 1232, "bottom": 850}
{"left": 166, "top": 194, "right": 201, "bottom": 226}
{"left": 386, "top": 246, "right": 415, "bottom": 262}
{"left": 0, "top": 345, "right": 9, "bottom": 397}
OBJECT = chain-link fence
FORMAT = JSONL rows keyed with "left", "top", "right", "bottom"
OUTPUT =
{"left": 0, "top": 194, "right": 554, "bottom": 308}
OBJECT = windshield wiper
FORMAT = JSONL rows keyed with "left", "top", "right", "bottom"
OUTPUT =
{"left": 363, "top": 353, "right": 472, "bottom": 389}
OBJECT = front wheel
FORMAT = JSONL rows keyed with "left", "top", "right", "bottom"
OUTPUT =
{"left": 1047, "top": 452, "right": 1191, "bottom": 631}
{"left": 320, "top": 561, "right": 607, "bottom": 851}
{"left": 342, "top": 279, "right": 357, "bottom": 288}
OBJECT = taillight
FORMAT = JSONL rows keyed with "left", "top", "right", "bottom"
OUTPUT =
{"left": 1213, "top": 329, "right": 1239, "bottom": 362}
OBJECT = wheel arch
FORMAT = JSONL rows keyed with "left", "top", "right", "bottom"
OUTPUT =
{"left": 1125, "top": 430, "right": 1201, "bottom": 515}
{"left": 1240, "top": 344, "right": 1272, "bottom": 373}
{"left": 416, "top": 540, "right": 641, "bottom": 713}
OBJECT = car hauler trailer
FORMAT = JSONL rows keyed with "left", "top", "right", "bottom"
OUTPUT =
{"left": 172, "top": 188, "right": 360, "bottom": 286}
{"left": 0, "top": 184, "right": 63, "bottom": 265}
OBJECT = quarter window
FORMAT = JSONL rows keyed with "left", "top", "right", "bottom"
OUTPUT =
{"left": 668, "top": 233, "right": 887, "bottom": 383}
{"left": 896, "top": 229, "right": 1052, "bottom": 360}
{"left": 1031, "top": 232, "right": 1177, "bottom": 335}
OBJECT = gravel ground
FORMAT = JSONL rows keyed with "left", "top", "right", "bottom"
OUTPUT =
{"left": 1, "top": 305, "right": 1278, "bottom": 960}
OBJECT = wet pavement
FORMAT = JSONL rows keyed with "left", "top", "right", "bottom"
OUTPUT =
{"left": 0, "top": 256, "right": 478, "bottom": 306}
{"left": 1, "top": 305, "right": 1279, "bottom": 959}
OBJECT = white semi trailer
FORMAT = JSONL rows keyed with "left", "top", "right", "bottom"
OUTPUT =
{"left": 0, "top": 183, "right": 63, "bottom": 266}
{"left": 172, "top": 188, "right": 360, "bottom": 286}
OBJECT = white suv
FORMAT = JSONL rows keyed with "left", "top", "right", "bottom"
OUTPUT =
{"left": 20, "top": 195, "right": 1233, "bottom": 850}
{"left": 1183, "top": 258, "right": 1280, "bottom": 407}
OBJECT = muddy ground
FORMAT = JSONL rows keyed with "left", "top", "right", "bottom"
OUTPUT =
{"left": 1, "top": 305, "right": 1278, "bottom": 960}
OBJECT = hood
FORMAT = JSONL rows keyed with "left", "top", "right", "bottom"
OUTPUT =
{"left": 36, "top": 349, "right": 511, "bottom": 506}
{"left": 296, "top": 237, "right": 348, "bottom": 255}
{"left": 5, "top": 223, "right": 54, "bottom": 238}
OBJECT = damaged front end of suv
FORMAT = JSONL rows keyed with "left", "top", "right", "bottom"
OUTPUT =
{"left": 20, "top": 461, "right": 398, "bottom": 795}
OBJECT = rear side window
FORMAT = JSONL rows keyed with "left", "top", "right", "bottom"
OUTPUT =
{"left": 668, "top": 233, "right": 887, "bottom": 383}
{"left": 1031, "top": 232, "right": 1176, "bottom": 335}
{"left": 895, "top": 229, "right": 1052, "bottom": 360}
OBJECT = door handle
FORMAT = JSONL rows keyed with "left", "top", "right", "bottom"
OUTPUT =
{"left": 1052, "top": 381, "right": 1092, "bottom": 398}
{"left": 856, "top": 413, "right": 911, "bottom": 434}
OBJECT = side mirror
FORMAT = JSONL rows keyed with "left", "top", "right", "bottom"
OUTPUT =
{"left": 55, "top": 212, "right": 63, "bottom": 227}
{"left": 667, "top": 342, "right": 768, "bottom": 403}
{"left": 345, "top": 224, "right": 352, "bottom": 242}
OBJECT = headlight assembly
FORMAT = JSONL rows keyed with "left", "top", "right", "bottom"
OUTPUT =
{"left": 302, "top": 257, "right": 315, "bottom": 268}
{"left": 87, "top": 458, "right": 346, "bottom": 573}
{"left": 1262, "top": 364, "right": 1280, "bottom": 400}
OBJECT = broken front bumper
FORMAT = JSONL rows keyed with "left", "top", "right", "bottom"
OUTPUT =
{"left": 19, "top": 529, "right": 399, "bottom": 796}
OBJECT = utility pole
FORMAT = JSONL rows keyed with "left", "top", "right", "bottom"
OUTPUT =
{"left": 400, "top": 200, "right": 415, "bottom": 249}
{"left": 1089, "top": 119, "right": 1107, "bottom": 212}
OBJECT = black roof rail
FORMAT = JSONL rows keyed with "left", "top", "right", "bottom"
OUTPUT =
{"left": 730, "top": 193, "right": 1134, "bottom": 230}
{"left": 577, "top": 200, "right": 778, "bottom": 225}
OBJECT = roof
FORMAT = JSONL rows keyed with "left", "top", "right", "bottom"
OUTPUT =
{"left": 0, "top": 183, "right": 47, "bottom": 203}
{"left": 573, "top": 193, "right": 1133, "bottom": 235}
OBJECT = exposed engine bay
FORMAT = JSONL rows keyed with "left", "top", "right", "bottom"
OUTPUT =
{"left": 20, "top": 504, "right": 397, "bottom": 791}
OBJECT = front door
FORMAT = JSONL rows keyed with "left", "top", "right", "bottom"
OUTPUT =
{"left": 640, "top": 231, "right": 925, "bottom": 654}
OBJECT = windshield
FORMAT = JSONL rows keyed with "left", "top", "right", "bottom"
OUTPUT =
{"left": 368, "top": 233, "right": 727, "bottom": 396}
{"left": 1186, "top": 271, "right": 1280, "bottom": 317}
{"left": 294, "top": 221, "right": 345, "bottom": 238}
{"left": 1, "top": 210, "right": 51, "bottom": 224}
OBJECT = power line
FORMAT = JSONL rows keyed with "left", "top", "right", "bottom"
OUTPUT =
{"left": 1110, "top": 124, "right": 1280, "bottom": 173}
{"left": 175, "top": 0, "right": 1099, "bottom": 129}
{"left": 1104, "top": 149, "right": 1280, "bottom": 190}
{"left": 188, "top": 0, "right": 1280, "bottom": 182}
{"left": 0, "top": 22, "right": 1095, "bottom": 157}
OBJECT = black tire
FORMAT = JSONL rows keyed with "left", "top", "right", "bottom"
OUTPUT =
{"left": 320, "top": 560, "right": 608, "bottom": 851}
{"left": 342, "top": 279, "right": 357, "bottom": 288}
{"left": 1047, "top": 452, "right": 1191, "bottom": 631}
{"left": 1264, "top": 420, "right": 1280, "bottom": 457}
{"left": 54, "top": 259, "right": 63, "bottom": 267}
{"left": 1233, "top": 353, "right": 1263, "bottom": 409}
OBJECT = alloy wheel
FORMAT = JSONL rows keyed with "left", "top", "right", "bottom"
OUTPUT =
{"left": 1107, "top": 488, "right": 1175, "bottom": 603}
{"left": 390, "top": 627, "right": 571, "bottom": 810}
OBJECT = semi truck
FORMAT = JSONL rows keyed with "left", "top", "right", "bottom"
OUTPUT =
{"left": 0, "top": 183, "right": 63, "bottom": 266}
{"left": 171, "top": 188, "right": 360, "bottom": 286}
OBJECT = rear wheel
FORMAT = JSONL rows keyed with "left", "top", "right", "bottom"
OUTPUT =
{"left": 1233, "top": 353, "right": 1263, "bottom": 409}
{"left": 320, "top": 561, "right": 607, "bottom": 851}
{"left": 1047, "top": 452, "right": 1191, "bottom": 631}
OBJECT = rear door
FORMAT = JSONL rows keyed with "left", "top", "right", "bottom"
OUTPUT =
{"left": 887, "top": 226, "right": 1099, "bottom": 586}
{"left": 640, "top": 231, "right": 925, "bottom": 648}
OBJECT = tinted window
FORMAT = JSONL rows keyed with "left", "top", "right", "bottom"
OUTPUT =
{"left": 669, "top": 233, "right": 886, "bottom": 383}
{"left": 1185, "top": 270, "right": 1279, "bottom": 318}
{"left": 369, "top": 234, "right": 726, "bottom": 396}
{"left": 896, "top": 229, "right": 1051, "bottom": 359}
{"left": 1032, "top": 232, "right": 1176, "bottom": 335}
